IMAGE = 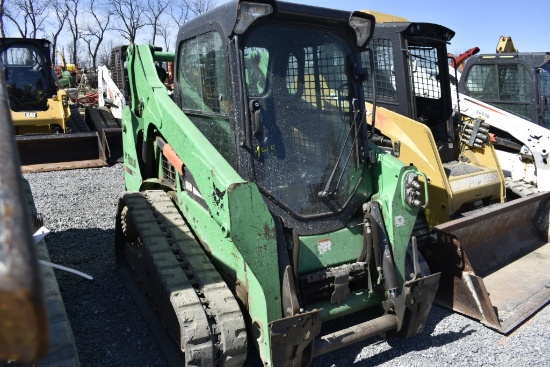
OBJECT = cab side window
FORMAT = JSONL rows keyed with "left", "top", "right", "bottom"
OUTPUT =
{"left": 177, "top": 31, "right": 236, "bottom": 168}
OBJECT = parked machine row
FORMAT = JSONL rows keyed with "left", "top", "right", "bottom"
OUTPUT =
{"left": 1, "top": 1, "right": 549, "bottom": 366}
{"left": 454, "top": 37, "right": 550, "bottom": 197}
{"left": 0, "top": 38, "right": 123, "bottom": 173}
{"left": 113, "top": 1, "right": 550, "bottom": 365}
{"left": 361, "top": 18, "right": 550, "bottom": 333}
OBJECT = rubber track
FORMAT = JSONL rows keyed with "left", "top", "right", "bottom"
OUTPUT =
{"left": 66, "top": 105, "right": 90, "bottom": 133}
{"left": 124, "top": 191, "right": 247, "bottom": 366}
{"left": 85, "top": 107, "right": 120, "bottom": 131}
{"left": 505, "top": 177, "right": 538, "bottom": 198}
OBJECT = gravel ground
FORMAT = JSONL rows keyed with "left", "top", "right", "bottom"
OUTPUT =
{"left": 25, "top": 164, "right": 550, "bottom": 367}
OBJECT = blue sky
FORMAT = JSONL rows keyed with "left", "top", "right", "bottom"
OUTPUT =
{"left": 286, "top": 0, "right": 549, "bottom": 55}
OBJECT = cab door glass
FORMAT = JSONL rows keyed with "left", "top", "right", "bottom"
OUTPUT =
{"left": 177, "top": 31, "right": 237, "bottom": 168}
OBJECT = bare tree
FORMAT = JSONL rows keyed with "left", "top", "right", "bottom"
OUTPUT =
{"left": 168, "top": 1, "right": 191, "bottom": 30}
{"left": 66, "top": 0, "right": 81, "bottom": 65}
{"left": 172, "top": 0, "right": 215, "bottom": 27}
{"left": 0, "top": 0, "right": 6, "bottom": 37}
{"left": 144, "top": 0, "right": 169, "bottom": 47}
{"left": 112, "top": 0, "right": 148, "bottom": 43}
{"left": 186, "top": 0, "right": 216, "bottom": 17}
{"left": 157, "top": 22, "right": 173, "bottom": 52}
{"left": 97, "top": 39, "right": 114, "bottom": 68}
{"left": 4, "top": 0, "right": 49, "bottom": 37}
{"left": 167, "top": 0, "right": 215, "bottom": 45}
{"left": 81, "top": 0, "right": 111, "bottom": 69}
{"left": 50, "top": 0, "right": 70, "bottom": 64}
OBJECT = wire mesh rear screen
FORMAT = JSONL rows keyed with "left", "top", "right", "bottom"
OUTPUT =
{"left": 363, "top": 38, "right": 397, "bottom": 102}
{"left": 285, "top": 45, "right": 349, "bottom": 162}
{"left": 109, "top": 46, "right": 127, "bottom": 97}
{"left": 465, "top": 63, "right": 531, "bottom": 120}
{"left": 409, "top": 45, "right": 441, "bottom": 99}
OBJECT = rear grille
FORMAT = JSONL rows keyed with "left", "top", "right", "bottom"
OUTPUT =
{"left": 161, "top": 155, "right": 176, "bottom": 188}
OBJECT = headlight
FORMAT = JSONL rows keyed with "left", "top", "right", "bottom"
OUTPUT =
{"left": 349, "top": 14, "right": 373, "bottom": 47}
{"left": 234, "top": 2, "right": 273, "bottom": 35}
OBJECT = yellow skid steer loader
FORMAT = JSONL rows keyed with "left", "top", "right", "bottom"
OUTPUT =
{"left": 364, "top": 18, "right": 550, "bottom": 333}
{"left": 1, "top": 38, "right": 108, "bottom": 172}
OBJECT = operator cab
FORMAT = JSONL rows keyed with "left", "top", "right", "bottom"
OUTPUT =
{"left": 364, "top": 22, "right": 456, "bottom": 161}
{"left": 242, "top": 22, "right": 366, "bottom": 218}
{"left": 0, "top": 39, "right": 57, "bottom": 112}
{"left": 173, "top": 1, "right": 375, "bottom": 232}
{"left": 460, "top": 53, "right": 550, "bottom": 128}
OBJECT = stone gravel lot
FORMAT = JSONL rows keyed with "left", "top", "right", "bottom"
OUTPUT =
{"left": 25, "top": 163, "right": 550, "bottom": 367}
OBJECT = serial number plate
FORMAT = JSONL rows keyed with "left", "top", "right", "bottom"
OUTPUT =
{"left": 25, "top": 112, "right": 38, "bottom": 118}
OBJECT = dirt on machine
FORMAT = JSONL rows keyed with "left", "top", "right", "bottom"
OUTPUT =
{"left": 0, "top": 38, "right": 121, "bottom": 172}
{"left": 114, "top": 1, "right": 445, "bottom": 366}
{"left": 362, "top": 18, "right": 550, "bottom": 333}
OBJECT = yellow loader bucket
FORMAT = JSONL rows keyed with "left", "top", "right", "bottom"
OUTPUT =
{"left": 16, "top": 132, "right": 107, "bottom": 173}
{"left": 424, "top": 191, "right": 550, "bottom": 333}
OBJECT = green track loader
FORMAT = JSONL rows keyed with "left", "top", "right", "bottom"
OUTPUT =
{"left": 114, "top": 1, "right": 440, "bottom": 365}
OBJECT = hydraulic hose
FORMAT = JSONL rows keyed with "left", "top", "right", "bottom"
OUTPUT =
{"left": 363, "top": 212, "right": 383, "bottom": 284}
{"left": 364, "top": 203, "right": 399, "bottom": 297}
{"left": 382, "top": 244, "right": 399, "bottom": 298}
{"left": 359, "top": 216, "right": 375, "bottom": 293}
